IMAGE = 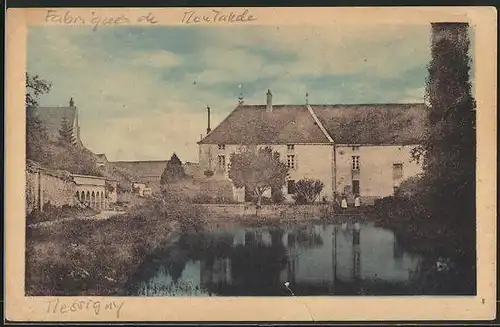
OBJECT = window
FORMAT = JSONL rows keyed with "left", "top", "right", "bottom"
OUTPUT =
{"left": 393, "top": 163, "right": 404, "bottom": 180}
{"left": 352, "top": 146, "right": 360, "bottom": 151}
{"left": 287, "top": 144, "right": 295, "bottom": 151}
{"left": 287, "top": 180, "right": 296, "bottom": 194}
{"left": 287, "top": 155, "right": 295, "bottom": 169}
{"left": 352, "top": 156, "right": 360, "bottom": 170}
{"left": 218, "top": 155, "right": 226, "bottom": 171}
{"left": 218, "top": 144, "right": 225, "bottom": 150}
{"left": 352, "top": 180, "right": 360, "bottom": 195}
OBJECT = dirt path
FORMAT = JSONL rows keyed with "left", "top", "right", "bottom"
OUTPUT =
{"left": 27, "top": 210, "right": 126, "bottom": 228}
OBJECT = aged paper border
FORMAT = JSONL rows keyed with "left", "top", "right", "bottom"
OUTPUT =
{"left": 5, "top": 7, "right": 497, "bottom": 322}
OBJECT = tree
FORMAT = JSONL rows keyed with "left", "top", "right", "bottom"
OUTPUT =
{"left": 412, "top": 23, "right": 476, "bottom": 249}
{"left": 292, "top": 178, "right": 324, "bottom": 204}
{"left": 160, "top": 153, "right": 186, "bottom": 185}
{"left": 26, "top": 73, "right": 52, "bottom": 162}
{"left": 58, "top": 116, "right": 76, "bottom": 145}
{"left": 228, "top": 146, "right": 288, "bottom": 208}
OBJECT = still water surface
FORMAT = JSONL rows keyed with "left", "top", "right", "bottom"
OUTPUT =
{"left": 126, "top": 220, "right": 462, "bottom": 296}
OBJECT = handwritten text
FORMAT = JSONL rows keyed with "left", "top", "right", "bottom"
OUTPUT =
{"left": 45, "top": 10, "right": 158, "bottom": 30}
{"left": 182, "top": 9, "right": 257, "bottom": 24}
{"left": 46, "top": 298, "right": 125, "bottom": 318}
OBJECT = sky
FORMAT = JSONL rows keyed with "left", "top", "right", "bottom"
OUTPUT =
{"left": 28, "top": 24, "right": 438, "bottom": 163}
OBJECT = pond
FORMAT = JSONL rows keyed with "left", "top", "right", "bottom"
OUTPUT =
{"left": 126, "top": 219, "right": 470, "bottom": 296}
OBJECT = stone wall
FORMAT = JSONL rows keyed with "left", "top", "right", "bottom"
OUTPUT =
{"left": 197, "top": 203, "right": 332, "bottom": 219}
{"left": 26, "top": 162, "right": 76, "bottom": 213}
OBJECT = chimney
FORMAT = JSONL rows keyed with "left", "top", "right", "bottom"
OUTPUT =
{"left": 206, "top": 105, "right": 211, "bottom": 134}
{"left": 266, "top": 89, "right": 273, "bottom": 112}
{"left": 69, "top": 97, "right": 74, "bottom": 107}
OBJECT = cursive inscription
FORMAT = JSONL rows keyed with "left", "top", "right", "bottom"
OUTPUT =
{"left": 182, "top": 9, "right": 257, "bottom": 24}
{"left": 46, "top": 298, "right": 125, "bottom": 318}
{"left": 44, "top": 10, "right": 158, "bottom": 31}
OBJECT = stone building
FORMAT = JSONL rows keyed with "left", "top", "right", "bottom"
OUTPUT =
{"left": 110, "top": 160, "right": 168, "bottom": 193}
{"left": 34, "top": 98, "right": 83, "bottom": 146}
{"left": 198, "top": 90, "right": 426, "bottom": 204}
{"left": 73, "top": 174, "right": 107, "bottom": 210}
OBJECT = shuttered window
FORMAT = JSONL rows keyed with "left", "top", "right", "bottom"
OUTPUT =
{"left": 393, "top": 163, "right": 404, "bottom": 180}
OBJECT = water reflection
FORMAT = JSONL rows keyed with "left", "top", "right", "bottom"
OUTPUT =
{"left": 130, "top": 221, "right": 424, "bottom": 296}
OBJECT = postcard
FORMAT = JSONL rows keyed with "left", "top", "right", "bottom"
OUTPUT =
{"left": 5, "top": 6, "right": 497, "bottom": 322}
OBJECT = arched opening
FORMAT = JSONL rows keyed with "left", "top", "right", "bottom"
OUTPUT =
{"left": 80, "top": 191, "right": 85, "bottom": 203}
{"left": 101, "top": 191, "right": 105, "bottom": 210}
{"left": 91, "top": 191, "right": 95, "bottom": 209}
{"left": 75, "top": 191, "right": 80, "bottom": 202}
{"left": 96, "top": 192, "right": 100, "bottom": 210}
{"left": 86, "top": 191, "right": 90, "bottom": 207}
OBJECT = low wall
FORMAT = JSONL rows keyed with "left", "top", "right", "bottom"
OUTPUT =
{"left": 26, "top": 163, "right": 76, "bottom": 213}
{"left": 26, "top": 160, "right": 115, "bottom": 213}
{"left": 196, "top": 203, "right": 333, "bottom": 219}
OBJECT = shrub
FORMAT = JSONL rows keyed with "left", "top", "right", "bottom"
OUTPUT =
{"left": 160, "top": 153, "right": 186, "bottom": 185}
{"left": 138, "top": 280, "right": 212, "bottom": 297}
{"left": 292, "top": 179, "right": 324, "bottom": 205}
{"left": 271, "top": 187, "right": 285, "bottom": 204}
{"left": 394, "top": 175, "right": 426, "bottom": 199}
{"left": 190, "top": 194, "right": 236, "bottom": 204}
{"left": 260, "top": 196, "right": 272, "bottom": 205}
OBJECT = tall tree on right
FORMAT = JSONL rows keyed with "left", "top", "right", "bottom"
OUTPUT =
{"left": 418, "top": 23, "right": 476, "bottom": 245}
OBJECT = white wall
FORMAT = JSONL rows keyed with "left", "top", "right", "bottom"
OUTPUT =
{"left": 335, "top": 144, "right": 423, "bottom": 201}
{"left": 198, "top": 143, "right": 335, "bottom": 202}
{"left": 73, "top": 175, "right": 106, "bottom": 187}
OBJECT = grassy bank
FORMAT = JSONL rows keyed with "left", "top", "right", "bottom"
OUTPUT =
{"left": 26, "top": 205, "right": 98, "bottom": 225}
{"left": 25, "top": 197, "right": 207, "bottom": 296}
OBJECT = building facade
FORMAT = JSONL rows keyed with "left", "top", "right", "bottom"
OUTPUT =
{"left": 198, "top": 90, "right": 426, "bottom": 204}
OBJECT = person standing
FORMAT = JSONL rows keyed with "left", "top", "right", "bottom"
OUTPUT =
{"left": 341, "top": 196, "right": 348, "bottom": 213}
{"left": 354, "top": 195, "right": 361, "bottom": 210}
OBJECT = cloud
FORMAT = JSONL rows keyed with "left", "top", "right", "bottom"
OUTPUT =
{"left": 28, "top": 25, "right": 432, "bottom": 162}
{"left": 131, "top": 50, "right": 182, "bottom": 68}
{"left": 204, "top": 24, "right": 431, "bottom": 79}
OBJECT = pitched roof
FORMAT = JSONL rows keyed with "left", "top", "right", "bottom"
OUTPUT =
{"left": 96, "top": 153, "right": 108, "bottom": 162}
{"left": 199, "top": 105, "right": 330, "bottom": 145}
{"left": 110, "top": 160, "right": 169, "bottom": 178}
{"left": 34, "top": 106, "right": 77, "bottom": 141}
{"left": 199, "top": 103, "right": 427, "bottom": 145}
{"left": 312, "top": 103, "right": 427, "bottom": 145}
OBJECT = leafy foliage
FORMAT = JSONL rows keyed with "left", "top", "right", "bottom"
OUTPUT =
{"left": 160, "top": 153, "right": 186, "bottom": 185}
{"left": 413, "top": 24, "right": 476, "bottom": 223}
{"left": 292, "top": 179, "right": 324, "bottom": 204}
{"left": 25, "top": 73, "right": 104, "bottom": 177}
{"left": 132, "top": 184, "right": 141, "bottom": 194}
{"left": 26, "top": 73, "right": 52, "bottom": 163}
{"left": 228, "top": 146, "right": 288, "bottom": 207}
